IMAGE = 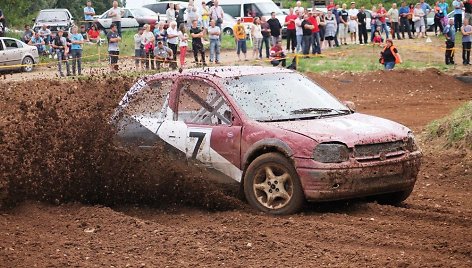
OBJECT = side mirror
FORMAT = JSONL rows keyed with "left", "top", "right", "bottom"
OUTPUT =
{"left": 343, "top": 101, "right": 356, "bottom": 112}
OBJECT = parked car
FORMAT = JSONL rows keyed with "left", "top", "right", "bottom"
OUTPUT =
{"left": 113, "top": 66, "right": 422, "bottom": 215}
{"left": 33, "top": 9, "right": 75, "bottom": 33}
{"left": 94, "top": 8, "right": 160, "bottom": 30}
{"left": 143, "top": 1, "right": 189, "bottom": 23}
{"left": 0, "top": 37, "right": 39, "bottom": 72}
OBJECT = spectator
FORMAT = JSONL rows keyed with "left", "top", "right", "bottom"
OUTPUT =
{"left": 267, "top": 12, "right": 282, "bottom": 46}
{"left": 408, "top": 3, "right": 416, "bottom": 33}
{"left": 348, "top": 2, "right": 358, "bottom": 44}
{"left": 294, "top": 1, "right": 305, "bottom": 14}
{"left": 79, "top": 25, "right": 90, "bottom": 43}
{"left": 413, "top": 3, "right": 426, "bottom": 38}
{"left": 251, "top": 17, "right": 263, "bottom": 59}
{"left": 308, "top": 11, "right": 321, "bottom": 54}
{"left": 201, "top": 1, "right": 210, "bottom": 29}
{"left": 70, "top": 26, "right": 84, "bottom": 76}
{"left": 443, "top": 18, "right": 456, "bottom": 65}
{"left": 154, "top": 41, "right": 174, "bottom": 70}
{"left": 327, "top": 0, "right": 336, "bottom": 11}
{"left": 324, "top": 10, "right": 337, "bottom": 47}
{"left": 318, "top": 11, "right": 326, "bottom": 49}
{"left": 433, "top": 2, "right": 445, "bottom": 36}
{"left": 373, "top": 31, "right": 383, "bottom": 44}
{"left": 176, "top": 4, "right": 186, "bottom": 29}
{"left": 22, "top": 25, "right": 34, "bottom": 43}
{"left": 107, "top": 23, "right": 121, "bottom": 72}
{"left": 357, "top": 6, "right": 367, "bottom": 44}
{"left": 462, "top": 19, "right": 472, "bottom": 65}
{"left": 187, "top": 4, "right": 199, "bottom": 28}
{"left": 134, "top": 27, "right": 144, "bottom": 69}
{"left": 439, "top": 0, "right": 449, "bottom": 17}
{"left": 452, "top": 0, "right": 463, "bottom": 31}
{"left": 399, "top": 1, "right": 413, "bottom": 39}
{"left": 208, "top": 19, "right": 221, "bottom": 64}
{"left": 233, "top": 18, "right": 247, "bottom": 61}
{"left": 388, "top": 3, "right": 401, "bottom": 40}
{"left": 332, "top": 4, "right": 341, "bottom": 46}
{"left": 210, "top": 0, "right": 224, "bottom": 31}
{"left": 52, "top": 28, "right": 71, "bottom": 77}
{"left": 419, "top": 0, "right": 432, "bottom": 36}
{"left": 38, "top": 25, "right": 51, "bottom": 45}
{"left": 378, "top": 3, "right": 389, "bottom": 39}
{"left": 0, "top": 7, "right": 5, "bottom": 30}
{"left": 261, "top": 16, "right": 271, "bottom": 58}
{"left": 301, "top": 13, "right": 314, "bottom": 55}
{"left": 87, "top": 24, "right": 101, "bottom": 44}
{"left": 339, "top": 4, "right": 349, "bottom": 45}
{"left": 295, "top": 10, "right": 304, "bottom": 53}
{"left": 178, "top": 23, "right": 189, "bottom": 68}
{"left": 190, "top": 20, "right": 206, "bottom": 65}
{"left": 380, "top": 39, "right": 402, "bottom": 70}
{"left": 166, "top": 3, "right": 176, "bottom": 23}
{"left": 83, "top": 1, "right": 95, "bottom": 30}
{"left": 29, "top": 32, "right": 46, "bottom": 55}
{"left": 465, "top": 0, "right": 472, "bottom": 25}
{"left": 153, "top": 21, "right": 167, "bottom": 45}
{"left": 270, "top": 40, "right": 286, "bottom": 67}
{"left": 142, "top": 24, "right": 155, "bottom": 70}
{"left": 285, "top": 8, "right": 297, "bottom": 53}
{"left": 166, "top": 21, "right": 179, "bottom": 67}
{"left": 108, "top": 1, "right": 124, "bottom": 37}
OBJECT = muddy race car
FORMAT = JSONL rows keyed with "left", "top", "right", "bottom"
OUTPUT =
{"left": 113, "top": 66, "right": 422, "bottom": 215}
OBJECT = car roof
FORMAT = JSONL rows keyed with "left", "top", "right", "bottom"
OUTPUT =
{"left": 182, "top": 66, "right": 294, "bottom": 79}
{"left": 40, "top": 9, "right": 69, "bottom": 12}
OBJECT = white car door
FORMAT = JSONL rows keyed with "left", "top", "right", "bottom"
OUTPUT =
{"left": 121, "top": 9, "right": 139, "bottom": 29}
{"left": 2, "top": 38, "right": 23, "bottom": 67}
{"left": 0, "top": 40, "right": 6, "bottom": 68}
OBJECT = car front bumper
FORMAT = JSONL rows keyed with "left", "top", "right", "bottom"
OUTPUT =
{"left": 294, "top": 152, "right": 422, "bottom": 201}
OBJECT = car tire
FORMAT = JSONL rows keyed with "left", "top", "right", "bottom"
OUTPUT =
{"left": 22, "top": 56, "right": 34, "bottom": 72}
{"left": 223, "top": 28, "right": 233, "bottom": 35}
{"left": 243, "top": 152, "right": 305, "bottom": 215}
{"left": 375, "top": 186, "right": 414, "bottom": 205}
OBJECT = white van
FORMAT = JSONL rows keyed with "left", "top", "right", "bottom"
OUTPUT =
{"left": 213, "top": 0, "right": 286, "bottom": 25}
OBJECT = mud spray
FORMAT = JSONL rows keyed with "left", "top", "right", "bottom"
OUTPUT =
{"left": 0, "top": 77, "right": 242, "bottom": 211}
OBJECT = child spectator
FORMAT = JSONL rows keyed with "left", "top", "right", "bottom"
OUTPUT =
{"left": 178, "top": 23, "right": 189, "bottom": 68}
{"left": 373, "top": 31, "right": 383, "bottom": 44}
{"left": 190, "top": 19, "right": 206, "bottom": 65}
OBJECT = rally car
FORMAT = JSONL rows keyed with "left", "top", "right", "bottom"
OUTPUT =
{"left": 113, "top": 66, "right": 422, "bottom": 215}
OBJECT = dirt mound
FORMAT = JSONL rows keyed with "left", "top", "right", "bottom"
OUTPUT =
{"left": 0, "top": 77, "right": 242, "bottom": 211}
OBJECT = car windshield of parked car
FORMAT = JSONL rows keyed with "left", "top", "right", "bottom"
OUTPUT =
{"left": 37, "top": 11, "right": 68, "bottom": 22}
{"left": 130, "top": 8, "right": 157, "bottom": 17}
{"left": 225, "top": 73, "right": 349, "bottom": 122}
{"left": 256, "top": 3, "right": 283, "bottom": 16}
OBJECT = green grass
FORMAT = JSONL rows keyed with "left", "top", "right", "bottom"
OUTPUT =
{"left": 425, "top": 102, "right": 472, "bottom": 149}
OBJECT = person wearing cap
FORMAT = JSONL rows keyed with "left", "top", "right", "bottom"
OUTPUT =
{"left": 51, "top": 28, "right": 71, "bottom": 76}
{"left": 70, "top": 26, "right": 85, "bottom": 76}
{"left": 233, "top": 18, "right": 247, "bottom": 61}
{"left": 379, "top": 39, "right": 402, "bottom": 70}
{"left": 134, "top": 27, "right": 144, "bottom": 69}
{"left": 154, "top": 40, "right": 174, "bottom": 70}
{"left": 107, "top": 23, "right": 121, "bottom": 71}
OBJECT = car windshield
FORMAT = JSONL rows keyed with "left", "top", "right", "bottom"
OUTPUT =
{"left": 224, "top": 73, "right": 349, "bottom": 122}
{"left": 130, "top": 8, "right": 157, "bottom": 17}
{"left": 37, "top": 11, "right": 68, "bottom": 22}
{"left": 257, "top": 2, "right": 283, "bottom": 16}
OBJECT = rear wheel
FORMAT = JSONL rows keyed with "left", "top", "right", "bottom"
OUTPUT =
{"left": 244, "top": 153, "right": 304, "bottom": 215}
{"left": 375, "top": 187, "right": 414, "bottom": 205}
{"left": 22, "top": 56, "right": 34, "bottom": 72}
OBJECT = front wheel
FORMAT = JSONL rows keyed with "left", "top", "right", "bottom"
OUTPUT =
{"left": 243, "top": 153, "right": 305, "bottom": 215}
{"left": 22, "top": 56, "right": 34, "bottom": 72}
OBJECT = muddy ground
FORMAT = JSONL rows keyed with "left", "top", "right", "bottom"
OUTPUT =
{"left": 0, "top": 69, "right": 471, "bottom": 267}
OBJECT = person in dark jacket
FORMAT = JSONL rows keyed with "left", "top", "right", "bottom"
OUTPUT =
{"left": 267, "top": 12, "right": 282, "bottom": 46}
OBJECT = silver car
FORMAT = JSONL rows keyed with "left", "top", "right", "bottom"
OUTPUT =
{"left": 0, "top": 37, "right": 39, "bottom": 72}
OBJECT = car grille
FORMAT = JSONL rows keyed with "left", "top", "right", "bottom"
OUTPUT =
{"left": 354, "top": 141, "right": 405, "bottom": 161}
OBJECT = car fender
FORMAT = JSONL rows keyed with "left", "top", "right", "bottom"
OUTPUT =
{"left": 242, "top": 138, "right": 294, "bottom": 170}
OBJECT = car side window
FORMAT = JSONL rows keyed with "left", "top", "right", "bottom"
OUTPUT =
{"left": 0, "top": 41, "right": 4, "bottom": 51}
{"left": 121, "top": 79, "right": 173, "bottom": 118}
{"left": 4, "top": 39, "right": 19, "bottom": 50}
{"left": 177, "top": 79, "right": 232, "bottom": 126}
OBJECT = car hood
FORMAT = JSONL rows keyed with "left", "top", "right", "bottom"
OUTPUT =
{"left": 264, "top": 113, "right": 410, "bottom": 147}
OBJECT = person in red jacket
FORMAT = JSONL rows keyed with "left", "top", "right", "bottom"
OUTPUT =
{"left": 308, "top": 11, "right": 321, "bottom": 54}
{"left": 284, "top": 8, "right": 298, "bottom": 53}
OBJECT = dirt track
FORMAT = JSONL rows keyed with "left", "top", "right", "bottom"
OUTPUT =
{"left": 1, "top": 69, "right": 471, "bottom": 267}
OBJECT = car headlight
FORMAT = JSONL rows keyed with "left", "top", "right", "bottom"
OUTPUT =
{"left": 313, "top": 143, "right": 350, "bottom": 163}
{"left": 406, "top": 132, "right": 418, "bottom": 152}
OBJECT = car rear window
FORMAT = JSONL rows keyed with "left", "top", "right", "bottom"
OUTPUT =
{"left": 37, "top": 11, "right": 69, "bottom": 22}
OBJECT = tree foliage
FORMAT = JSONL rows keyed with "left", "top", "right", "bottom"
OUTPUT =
{"left": 0, "top": 0, "right": 121, "bottom": 28}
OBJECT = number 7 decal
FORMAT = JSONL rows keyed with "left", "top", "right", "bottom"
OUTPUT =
{"left": 189, "top": 132, "right": 206, "bottom": 159}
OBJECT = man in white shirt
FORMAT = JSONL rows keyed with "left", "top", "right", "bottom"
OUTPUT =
{"left": 294, "top": 1, "right": 305, "bottom": 14}
{"left": 210, "top": 0, "right": 224, "bottom": 30}
{"left": 108, "top": 1, "right": 124, "bottom": 36}
{"left": 166, "top": 21, "right": 179, "bottom": 66}
{"left": 347, "top": 2, "right": 359, "bottom": 44}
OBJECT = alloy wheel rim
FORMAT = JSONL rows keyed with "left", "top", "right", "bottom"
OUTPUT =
{"left": 253, "top": 165, "right": 293, "bottom": 209}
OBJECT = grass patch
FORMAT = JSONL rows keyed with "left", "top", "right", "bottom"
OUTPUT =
{"left": 425, "top": 101, "right": 472, "bottom": 149}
